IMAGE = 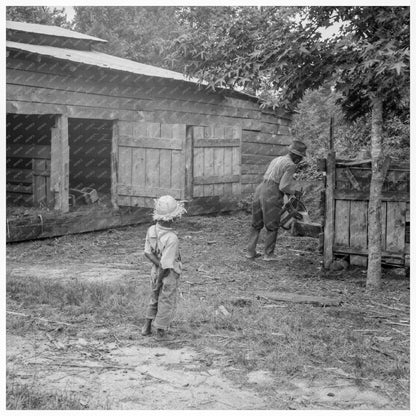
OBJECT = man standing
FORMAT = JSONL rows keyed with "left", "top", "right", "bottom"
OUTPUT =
{"left": 246, "top": 140, "right": 307, "bottom": 261}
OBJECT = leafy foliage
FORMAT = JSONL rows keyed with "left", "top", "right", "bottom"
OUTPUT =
{"left": 292, "top": 86, "right": 409, "bottom": 179}
{"left": 72, "top": 7, "right": 183, "bottom": 69}
{"left": 6, "top": 6, "right": 70, "bottom": 27}
{"left": 307, "top": 7, "right": 410, "bottom": 121}
{"left": 168, "top": 6, "right": 410, "bottom": 120}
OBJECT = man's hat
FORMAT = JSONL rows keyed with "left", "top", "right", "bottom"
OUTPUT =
{"left": 153, "top": 195, "right": 186, "bottom": 221}
{"left": 288, "top": 140, "right": 307, "bottom": 157}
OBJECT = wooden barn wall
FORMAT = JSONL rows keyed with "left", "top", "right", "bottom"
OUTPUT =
{"left": 6, "top": 52, "right": 292, "bottom": 200}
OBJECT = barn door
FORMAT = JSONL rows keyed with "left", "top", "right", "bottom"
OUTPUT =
{"left": 191, "top": 125, "right": 241, "bottom": 197}
{"left": 116, "top": 122, "right": 186, "bottom": 207}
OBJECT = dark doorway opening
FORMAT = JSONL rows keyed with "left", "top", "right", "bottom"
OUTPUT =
{"left": 6, "top": 113, "right": 55, "bottom": 207}
{"left": 68, "top": 118, "right": 113, "bottom": 205}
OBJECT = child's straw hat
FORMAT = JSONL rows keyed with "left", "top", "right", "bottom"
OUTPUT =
{"left": 153, "top": 195, "right": 186, "bottom": 221}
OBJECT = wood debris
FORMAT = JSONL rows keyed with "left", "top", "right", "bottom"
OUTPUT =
{"left": 256, "top": 291, "right": 342, "bottom": 307}
{"left": 218, "top": 305, "right": 231, "bottom": 316}
{"left": 7, "top": 310, "right": 74, "bottom": 326}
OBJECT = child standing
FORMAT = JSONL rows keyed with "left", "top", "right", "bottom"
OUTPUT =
{"left": 141, "top": 195, "right": 186, "bottom": 340}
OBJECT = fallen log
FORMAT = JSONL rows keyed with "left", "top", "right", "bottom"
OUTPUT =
{"left": 256, "top": 291, "right": 342, "bottom": 307}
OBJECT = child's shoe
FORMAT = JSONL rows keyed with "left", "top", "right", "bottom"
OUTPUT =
{"left": 141, "top": 319, "right": 152, "bottom": 336}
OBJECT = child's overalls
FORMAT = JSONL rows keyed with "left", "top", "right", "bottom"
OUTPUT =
{"left": 144, "top": 224, "right": 181, "bottom": 330}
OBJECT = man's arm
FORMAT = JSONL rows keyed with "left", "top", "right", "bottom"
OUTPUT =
{"left": 279, "top": 165, "right": 298, "bottom": 195}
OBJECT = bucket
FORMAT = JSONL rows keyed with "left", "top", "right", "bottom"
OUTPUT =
{"left": 280, "top": 196, "right": 308, "bottom": 230}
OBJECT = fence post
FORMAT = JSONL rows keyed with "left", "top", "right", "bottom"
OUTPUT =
{"left": 324, "top": 116, "right": 335, "bottom": 268}
{"left": 323, "top": 151, "right": 336, "bottom": 268}
{"left": 184, "top": 127, "right": 194, "bottom": 200}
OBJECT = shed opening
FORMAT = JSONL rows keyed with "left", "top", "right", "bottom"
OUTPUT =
{"left": 68, "top": 118, "right": 113, "bottom": 207}
{"left": 6, "top": 113, "right": 55, "bottom": 208}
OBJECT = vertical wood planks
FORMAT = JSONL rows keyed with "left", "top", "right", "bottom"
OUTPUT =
{"left": 159, "top": 124, "right": 172, "bottom": 191}
{"left": 128, "top": 120, "right": 143, "bottom": 207}
{"left": 231, "top": 126, "right": 241, "bottom": 195}
{"left": 334, "top": 200, "right": 350, "bottom": 247}
{"left": 130, "top": 146, "right": 146, "bottom": 207}
{"left": 117, "top": 121, "right": 186, "bottom": 207}
{"left": 147, "top": 122, "right": 161, "bottom": 139}
{"left": 191, "top": 124, "right": 241, "bottom": 197}
{"left": 223, "top": 147, "right": 233, "bottom": 196}
{"left": 144, "top": 122, "right": 160, "bottom": 192}
{"left": 159, "top": 148, "right": 172, "bottom": 187}
{"left": 170, "top": 124, "right": 186, "bottom": 198}
{"left": 223, "top": 126, "right": 235, "bottom": 195}
{"left": 117, "top": 146, "right": 132, "bottom": 206}
{"left": 192, "top": 126, "right": 205, "bottom": 197}
{"left": 203, "top": 131, "right": 214, "bottom": 196}
{"left": 184, "top": 127, "right": 193, "bottom": 199}
{"left": 385, "top": 202, "right": 406, "bottom": 252}
{"left": 329, "top": 161, "right": 409, "bottom": 266}
{"left": 213, "top": 126, "right": 225, "bottom": 195}
{"left": 349, "top": 201, "right": 368, "bottom": 249}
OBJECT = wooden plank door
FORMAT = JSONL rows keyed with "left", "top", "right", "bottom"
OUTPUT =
{"left": 191, "top": 125, "right": 241, "bottom": 197}
{"left": 116, "top": 121, "right": 186, "bottom": 208}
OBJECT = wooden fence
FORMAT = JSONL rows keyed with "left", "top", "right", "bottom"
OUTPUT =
{"left": 323, "top": 154, "right": 410, "bottom": 268}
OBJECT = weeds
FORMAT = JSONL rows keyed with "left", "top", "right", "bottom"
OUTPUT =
{"left": 7, "top": 274, "right": 148, "bottom": 321}
{"left": 7, "top": 380, "right": 87, "bottom": 410}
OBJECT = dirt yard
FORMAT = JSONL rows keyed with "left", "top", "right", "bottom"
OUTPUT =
{"left": 6, "top": 211, "right": 410, "bottom": 410}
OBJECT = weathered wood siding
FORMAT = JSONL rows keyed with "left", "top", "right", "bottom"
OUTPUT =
{"left": 6, "top": 50, "right": 292, "bottom": 209}
{"left": 325, "top": 159, "right": 410, "bottom": 267}
{"left": 241, "top": 128, "right": 292, "bottom": 194}
{"left": 116, "top": 121, "right": 186, "bottom": 207}
{"left": 191, "top": 125, "right": 241, "bottom": 197}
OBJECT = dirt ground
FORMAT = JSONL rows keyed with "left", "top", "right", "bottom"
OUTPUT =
{"left": 6, "top": 211, "right": 410, "bottom": 410}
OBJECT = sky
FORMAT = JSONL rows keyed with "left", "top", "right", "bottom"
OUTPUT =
{"left": 63, "top": 6, "right": 75, "bottom": 21}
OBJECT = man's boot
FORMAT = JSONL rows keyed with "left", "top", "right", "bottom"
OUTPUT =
{"left": 246, "top": 226, "right": 261, "bottom": 258}
{"left": 155, "top": 328, "right": 174, "bottom": 341}
{"left": 141, "top": 318, "right": 152, "bottom": 336}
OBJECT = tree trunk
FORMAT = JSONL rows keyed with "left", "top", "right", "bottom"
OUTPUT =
{"left": 366, "top": 95, "right": 385, "bottom": 290}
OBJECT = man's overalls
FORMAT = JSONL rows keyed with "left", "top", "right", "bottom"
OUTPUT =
{"left": 247, "top": 154, "right": 296, "bottom": 257}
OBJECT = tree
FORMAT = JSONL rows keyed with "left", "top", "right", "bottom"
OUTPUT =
{"left": 72, "top": 6, "right": 184, "bottom": 69}
{"left": 6, "top": 6, "right": 70, "bottom": 27}
{"left": 169, "top": 6, "right": 410, "bottom": 290}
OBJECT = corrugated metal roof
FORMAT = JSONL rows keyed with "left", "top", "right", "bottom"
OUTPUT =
{"left": 6, "top": 20, "right": 107, "bottom": 43}
{"left": 7, "top": 40, "right": 199, "bottom": 83}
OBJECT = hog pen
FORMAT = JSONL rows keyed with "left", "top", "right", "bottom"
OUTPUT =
{"left": 323, "top": 153, "right": 410, "bottom": 269}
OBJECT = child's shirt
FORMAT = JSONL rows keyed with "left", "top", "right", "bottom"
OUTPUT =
{"left": 144, "top": 223, "right": 182, "bottom": 275}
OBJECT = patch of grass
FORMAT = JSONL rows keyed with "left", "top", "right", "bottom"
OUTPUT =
{"left": 6, "top": 274, "right": 149, "bottom": 323}
{"left": 7, "top": 381, "right": 87, "bottom": 410}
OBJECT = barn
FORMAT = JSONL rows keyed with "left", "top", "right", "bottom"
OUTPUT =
{"left": 6, "top": 20, "right": 293, "bottom": 242}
